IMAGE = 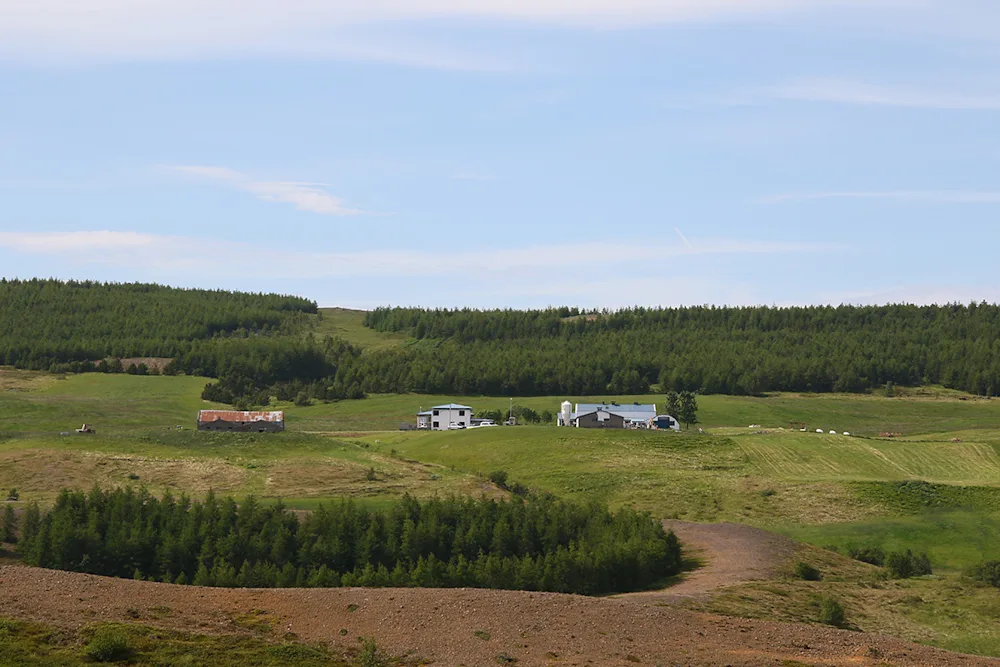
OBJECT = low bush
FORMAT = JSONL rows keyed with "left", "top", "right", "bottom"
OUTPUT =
{"left": 487, "top": 470, "right": 509, "bottom": 489}
{"left": 885, "top": 550, "right": 932, "bottom": 579}
{"left": 818, "top": 597, "right": 847, "bottom": 627}
{"left": 356, "top": 637, "right": 386, "bottom": 667}
{"left": 84, "top": 625, "right": 132, "bottom": 662}
{"left": 794, "top": 561, "right": 821, "bottom": 581}
{"left": 965, "top": 560, "right": 1000, "bottom": 588}
{"left": 848, "top": 546, "right": 885, "bottom": 566}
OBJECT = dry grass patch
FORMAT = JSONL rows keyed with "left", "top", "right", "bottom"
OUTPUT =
{"left": 0, "top": 450, "right": 251, "bottom": 499}
{"left": 262, "top": 456, "right": 506, "bottom": 502}
{"left": 0, "top": 368, "right": 58, "bottom": 393}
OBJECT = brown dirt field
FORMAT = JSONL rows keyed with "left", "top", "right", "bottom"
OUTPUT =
{"left": 617, "top": 521, "right": 797, "bottom": 604}
{"left": 0, "top": 565, "right": 994, "bottom": 666}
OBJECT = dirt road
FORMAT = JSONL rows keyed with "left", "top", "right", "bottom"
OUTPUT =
{"left": 618, "top": 520, "right": 797, "bottom": 604}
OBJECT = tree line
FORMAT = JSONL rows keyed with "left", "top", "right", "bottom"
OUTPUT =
{"left": 15, "top": 487, "right": 681, "bottom": 596}
{"left": 358, "top": 304, "right": 1000, "bottom": 396}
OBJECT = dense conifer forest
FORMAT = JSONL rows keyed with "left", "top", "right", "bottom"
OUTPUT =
{"left": 360, "top": 305, "right": 1000, "bottom": 396}
{"left": 7, "top": 280, "right": 1000, "bottom": 399}
{"left": 16, "top": 487, "right": 680, "bottom": 595}
{"left": 0, "top": 280, "right": 365, "bottom": 403}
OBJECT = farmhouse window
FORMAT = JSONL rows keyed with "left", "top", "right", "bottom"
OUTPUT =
{"left": 433, "top": 421, "right": 439, "bottom": 429}
{"left": 459, "top": 410, "right": 465, "bottom": 416}
{"left": 433, "top": 410, "right": 439, "bottom": 416}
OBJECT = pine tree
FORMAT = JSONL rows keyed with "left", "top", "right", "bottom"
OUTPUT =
{"left": 678, "top": 391, "right": 698, "bottom": 428}
{"left": 193, "top": 562, "right": 213, "bottom": 586}
{"left": 664, "top": 391, "right": 682, "bottom": 419}
{"left": 1, "top": 505, "right": 17, "bottom": 543}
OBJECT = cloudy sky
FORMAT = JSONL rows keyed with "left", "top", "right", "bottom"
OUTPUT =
{"left": 2, "top": 0, "right": 999, "bottom": 308}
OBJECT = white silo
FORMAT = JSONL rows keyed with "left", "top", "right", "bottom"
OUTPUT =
{"left": 560, "top": 401, "right": 573, "bottom": 427}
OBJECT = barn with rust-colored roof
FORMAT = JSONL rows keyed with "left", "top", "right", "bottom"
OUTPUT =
{"left": 197, "top": 410, "right": 284, "bottom": 433}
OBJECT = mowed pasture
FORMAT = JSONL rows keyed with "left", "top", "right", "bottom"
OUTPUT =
{"left": 735, "top": 432, "right": 1000, "bottom": 483}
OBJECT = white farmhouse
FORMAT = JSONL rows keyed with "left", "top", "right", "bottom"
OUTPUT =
{"left": 417, "top": 403, "right": 473, "bottom": 431}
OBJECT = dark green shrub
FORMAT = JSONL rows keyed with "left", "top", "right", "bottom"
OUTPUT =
{"left": 794, "top": 561, "right": 821, "bottom": 581}
{"left": 966, "top": 560, "right": 1000, "bottom": 587}
{"left": 5, "top": 488, "right": 17, "bottom": 501}
{"left": 886, "top": 550, "right": 932, "bottom": 579}
{"left": 487, "top": 470, "right": 509, "bottom": 489}
{"left": 848, "top": 546, "right": 885, "bottom": 566}
{"left": 819, "top": 597, "right": 846, "bottom": 627}
{"left": 84, "top": 626, "right": 132, "bottom": 662}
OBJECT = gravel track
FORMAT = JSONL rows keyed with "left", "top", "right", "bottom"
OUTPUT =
{"left": 1, "top": 564, "right": 995, "bottom": 666}
{"left": 617, "top": 520, "right": 797, "bottom": 604}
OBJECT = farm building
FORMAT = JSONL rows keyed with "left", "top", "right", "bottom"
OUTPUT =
{"left": 558, "top": 402, "right": 658, "bottom": 429}
{"left": 197, "top": 410, "right": 285, "bottom": 432}
{"left": 417, "top": 403, "right": 473, "bottom": 430}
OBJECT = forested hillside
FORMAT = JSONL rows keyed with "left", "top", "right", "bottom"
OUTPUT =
{"left": 359, "top": 305, "right": 1000, "bottom": 396}
{"left": 0, "top": 280, "right": 367, "bottom": 403}
{"left": 7, "top": 280, "right": 1000, "bottom": 399}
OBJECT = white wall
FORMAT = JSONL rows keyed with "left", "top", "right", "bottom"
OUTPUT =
{"left": 430, "top": 406, "right": 471, "bottom": 430}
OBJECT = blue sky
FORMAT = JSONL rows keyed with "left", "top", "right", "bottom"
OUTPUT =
{"left": 2, "top": 0, "right": 999, "bottom": 308}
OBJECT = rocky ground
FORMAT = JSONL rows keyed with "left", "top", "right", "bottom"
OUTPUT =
{"left": 0, "top": 562, "right": 995, "bottom": 666}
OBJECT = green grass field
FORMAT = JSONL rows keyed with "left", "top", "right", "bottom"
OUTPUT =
{"left": 304, "top": 308, "right": 411, "bottom": 352}
{"left": 6, "top": 369, "right": 1000, "bottom": 656}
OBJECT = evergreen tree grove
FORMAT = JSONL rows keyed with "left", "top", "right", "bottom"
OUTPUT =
{"left": 16, "top": 487, "right": 681, "bottom": 596}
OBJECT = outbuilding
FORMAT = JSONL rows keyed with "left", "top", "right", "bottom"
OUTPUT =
{"left": 560, "top": 402, "right": 657, "bottom": 429}
{"left": 197, "top": 410, "right": 285, "bottom": 432}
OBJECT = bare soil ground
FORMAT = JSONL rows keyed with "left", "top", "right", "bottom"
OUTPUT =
{"left": 0, "top": 565, "right": 995, "bottom": 666}
{"left": 618, "top": 521, "right": 797, "bottom": 604}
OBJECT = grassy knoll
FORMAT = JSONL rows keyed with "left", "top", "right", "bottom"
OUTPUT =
{"left": 0, "top": 371, "right": 499, "bottom": 506}
{"left": 0, "top": 618, "right": 357, "bottom": 667}
{"left": 304, "top": 308, "right": 411, "bottom": 351}
{"left": 780, "top": 511, "right": 1000, "bottom": 571}
{"left": 685, "top": 545, "right": 1000, "bottom": 658}
{"left": 0, "top": 372, "right": 215, "bottom": 434}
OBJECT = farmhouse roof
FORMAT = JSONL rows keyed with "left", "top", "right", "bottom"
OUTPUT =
{"left": 573, "top": 403, "right": 656, "bottom": 421}
{"left": 417, "top": 410, "right": 433, "bottom": 416}
{"left": 198, "top": 410, "right": 284, "bottom": 423}
{"left": 431, "top": 403, "right": 473, "bottom": 410}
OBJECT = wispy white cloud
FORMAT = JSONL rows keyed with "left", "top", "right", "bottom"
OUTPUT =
{"left": 768, "top": 78, "right": 1000, "bottom": 111}
{"left": 0, "top": 0, "right": 897, "bottom": 64}
{"left": 762, "top": 190, "right": 1000, "bottom": 205}
{"left": 165, "top": 166, "right": 365, "bottom": 216}
{"left": 0, "top": 231, "right": 835, "bottom": 280}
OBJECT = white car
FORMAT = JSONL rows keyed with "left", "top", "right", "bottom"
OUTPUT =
{"left": 447, "top": 423, "right": 467, "bottom": 430}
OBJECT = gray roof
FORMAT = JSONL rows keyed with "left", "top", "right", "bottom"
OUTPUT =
{"left": 431, "top": 403, "right": 473, "bottom": 410}
{"left": 573, "top": 403, "right": 656, "bottom": 421}
{"left": 417, "top": 411, "right": 433, "bottom": 416}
